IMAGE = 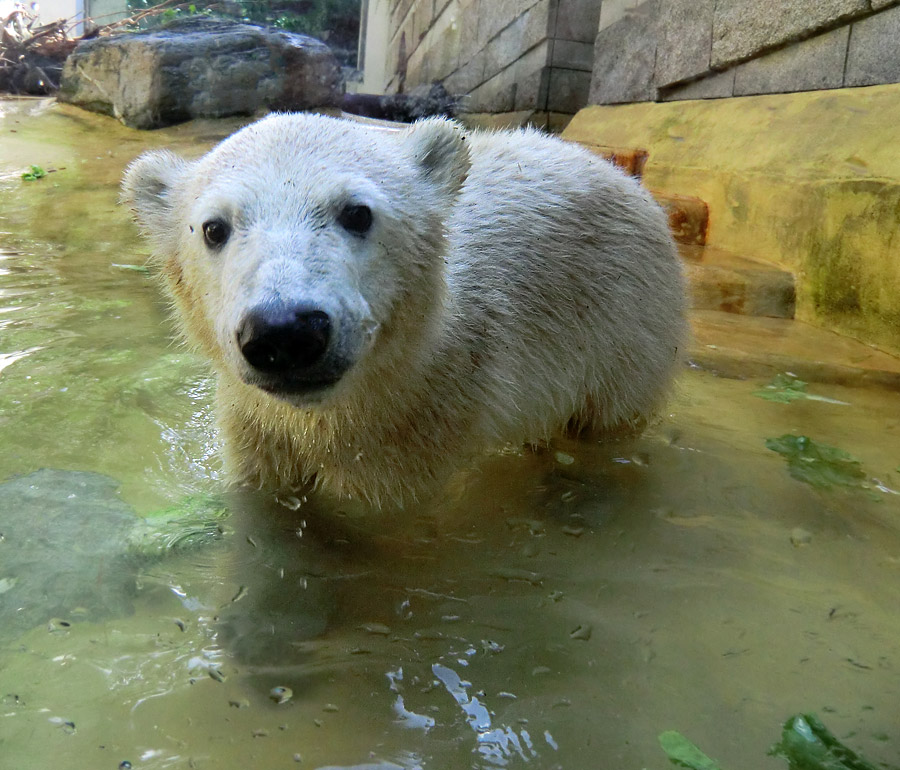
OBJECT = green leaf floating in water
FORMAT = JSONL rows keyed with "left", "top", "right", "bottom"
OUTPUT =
{"left": 765, "top": 435, "right": 867, "bottom": 490}
{"left": 658, "top": 731, "right": 726, "bottom": 770}
{"left": 768, "top": 713, "right": 897, "bottom": 770}
{"left": 127, "top": 495, "right": 229, "bottom": 558}
{"left": 22, "top": 164, "right": 47, "bottom": 182}
{"left": 754, "top": 374, "right": 849, "bottom": 405}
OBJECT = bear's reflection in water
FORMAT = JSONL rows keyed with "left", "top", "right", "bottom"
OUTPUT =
{"left": 215, "top": 439, "right": 630, "bottom": 667}
{"left": 214, "top": 439, "right": 637, "bottom": 767}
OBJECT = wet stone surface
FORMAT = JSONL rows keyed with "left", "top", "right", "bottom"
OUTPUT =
{"left": 0, "top": 469, "right": 137, "bottom": 641}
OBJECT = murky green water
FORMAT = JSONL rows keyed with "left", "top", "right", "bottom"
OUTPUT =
{"left": 2, "top": 98, "right": 899, "bottom": 770}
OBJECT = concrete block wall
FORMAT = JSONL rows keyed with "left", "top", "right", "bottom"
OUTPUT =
{"left": 591, "top": 0, "right": 900, "bottom": 104}
{"left": 376, "top": 0, "right": 600, "bottom": 114}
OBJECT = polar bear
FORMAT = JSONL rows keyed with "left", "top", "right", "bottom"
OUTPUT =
{"left": 123, "top": 113, "right": 686, "bottom": 507}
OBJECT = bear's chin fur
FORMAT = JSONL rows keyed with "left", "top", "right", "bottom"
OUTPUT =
{"left": 123, "top": 113, "right": 688, "bottom": 509}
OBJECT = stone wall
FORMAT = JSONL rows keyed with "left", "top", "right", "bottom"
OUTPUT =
{"left": 369, "top": 0, "right": 599, "bottom": 115}
{"left": 591, "top": 0, "right": 900, "bottom": 104}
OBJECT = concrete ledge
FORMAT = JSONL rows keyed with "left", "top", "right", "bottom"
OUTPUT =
{"left": 690, "top": 310, "right": 900, "bottom": 389}
{"left": 683, "top": 247, "right": 796, "bottom": 319}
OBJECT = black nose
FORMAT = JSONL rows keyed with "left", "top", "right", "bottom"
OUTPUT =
{"left": 237, "top": 305, "right": 331, "bottom": 375}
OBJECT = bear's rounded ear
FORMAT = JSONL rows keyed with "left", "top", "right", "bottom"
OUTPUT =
{"left": 404, "top": 117, "right": 470, "bottom": 197}
{"left": 121, "top": 150, "right": 190, "bottom": 234}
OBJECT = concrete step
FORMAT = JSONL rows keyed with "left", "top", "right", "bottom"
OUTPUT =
{"left": 577, "top": 142, "right": 709, "bottom": 247}
{"left": 689, "top": 309, "right": 900, "bottom": 389}
{"left": 681, "top": 245, "right": 796, "bottom": 319}
{"left": 581, "top": 143, "right": 649, "bottom": 178}
{"left": 654, "top": 191, "right": 709, "bottom": 247}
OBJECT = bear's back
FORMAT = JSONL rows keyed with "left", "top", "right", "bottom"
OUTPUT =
{"left": 443, "top": 128, "right": 686, "bottom": 436}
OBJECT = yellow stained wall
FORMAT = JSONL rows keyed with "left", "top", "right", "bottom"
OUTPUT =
{"left": 563, "top": 84, "right": 900, "bottom": 352}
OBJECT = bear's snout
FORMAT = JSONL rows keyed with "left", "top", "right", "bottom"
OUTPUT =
{"left": 236, "top": 304, "right": 339, "bottom": 395}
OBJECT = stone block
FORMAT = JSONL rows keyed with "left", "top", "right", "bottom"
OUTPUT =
{"left": 589, "top": 0, "right": 658, "bottom": 104}
{"left": 405, "top": 36, "right": 431, "bottom": 85}
{"left": 654, "top": 0, "right": 714, "bottom": 87}
{"left": 550, "top": 39, "right": 593, "bottom": 71}
{"left": 428, "top": 3, "right": 462, "bottom": 82}
{"left": 553, "top": 0, "right": 602, "bottom": 43}
{"left": 871, "top": 0, "right": 900, "bottom": 8}
{"left": 389, "top": 0, "right": 414, "bottom": 40}
{"left": 711, "top": 0, "right": 867, "bottom": 70}
{"left": 443, "top": 49, "right": 486, "bottom": 94}
{"left": 482, "top": 0, "right": 549, "bottom": 79}
{"left": 659, "top": 68, "right": 735, "bottom": 101}
{"left": 458, "top": 0, "right": 483, "bottom": 63}
{"left": 466, "top": 64, "right": 517, "bottom": 111}
{"left": 598, "top": 0, "right": 643, "bottom": 32}
{"left": 733, "top": 25, "right": 849, "bottom": 96}
{"left": 546, "top": 67, "right": 591, "bottom": 112}
{"left": 58, "top": 17, "right": 341, "bottom": 129}
{"left": 478, "top": 0, "right": 539, "bottom": 48}
{"left": 514, "top": 65, "right": 550, "bottom": 110}
{"left": 513, "top": 38, "right": 551, "bottom": 109}
{"left": 845, "top": 4, "right": 900, "bottom": 87}
{"left": 412, "top": 1, "right": 435, "bottom": 47}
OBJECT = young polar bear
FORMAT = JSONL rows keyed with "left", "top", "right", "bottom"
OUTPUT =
{"left": 123, "top": 113, "right": 687, "bottom": 507}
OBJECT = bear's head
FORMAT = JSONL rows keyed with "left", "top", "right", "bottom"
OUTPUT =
{"left": 122, "top": 114, "right": 470, "bottom": 407}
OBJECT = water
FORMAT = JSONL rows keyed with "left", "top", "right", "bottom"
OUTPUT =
{"left": 1, "top": 97, "right": 900, "bottom": 770}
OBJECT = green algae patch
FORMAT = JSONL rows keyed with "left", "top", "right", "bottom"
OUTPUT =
{"left": 765, "top": 435, "right": 866, "bottom": 490}
{"left": 754, "top": 374, "right": 849, "bottom": 405}
{"left": 659, "top": 731, "right": 725, "bottom": 770}
{"left": 127, "top": 495, "right": 229, "bottom": 558}
{"left": 768, "top": 713, "right": 897, "bottom": 770}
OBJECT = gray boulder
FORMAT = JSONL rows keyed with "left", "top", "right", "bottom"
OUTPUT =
{"left": 58, "top": 17, "right": 342, "bottom": 129}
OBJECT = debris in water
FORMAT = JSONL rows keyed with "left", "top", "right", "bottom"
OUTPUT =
{"left": 765, "top": 435, "right": 867, "bottom": 491}
{"left": 270, "top": 686, "right": 293, "bottom": 705}
{"left": 21, "top": 165, "right": 46, "bottom": 181}
{"left": 569, "top": 624, "right": 592, "bottom": 641}
{"left": 359, "top": 622, "right": 391, "bottom": 635}
{"left": 754, "top": 374, "right": 849, "bottom": 405}
{"left": 768, "top": 712, "right": 893, "bottom": 770}
{"left": 658, "top": 730, "right": 723, "bottom": 769}
{"left": 490, "top": 567, "right": 544, "bottom": 585}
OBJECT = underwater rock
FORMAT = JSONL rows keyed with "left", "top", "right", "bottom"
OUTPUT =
{"left": 0, "top": 469, "right": 228, "bottom": 642}
{"left": 0, "top": 469, "right": 138, "bottom": 641}
{"left": 58, "top": 17, "right": 342, "bottom": 129}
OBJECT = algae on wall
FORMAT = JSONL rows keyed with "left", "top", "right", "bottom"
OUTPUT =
{"left": 563, "top": 83, "right": 900, "bottom": 353}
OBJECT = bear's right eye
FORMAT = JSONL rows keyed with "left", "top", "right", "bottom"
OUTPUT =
{"left": 337, "top": 204, "right": 373, "bottom": 236}
{"left": 202, "top": 219, "right": 231, "bottom": 249}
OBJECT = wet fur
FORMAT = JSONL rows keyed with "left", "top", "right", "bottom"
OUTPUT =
{"left": 122, "top": 114, "right": 687, "bottom": 507}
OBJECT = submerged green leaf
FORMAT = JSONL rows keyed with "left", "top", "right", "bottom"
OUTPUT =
{"left": 768, "top": 713, "right": 894, "bottom": 770}
{"left": 765, "top": 435, "right": 867, "bottom": 490}
{"left": 658, "top": 730, "right": 726, "bottom": 770}
{"left": 754, "top": 374, "right": 848, "bottom": 405}
{"left": 127, "top": 495, "right": 229, "bottom": 557}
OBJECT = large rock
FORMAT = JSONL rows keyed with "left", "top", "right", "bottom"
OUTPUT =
{"left": 58, "top": 17, "right": 342, "bottom": 129}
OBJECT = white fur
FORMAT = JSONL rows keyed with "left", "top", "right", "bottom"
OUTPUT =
{"left": 122, "top": 113, "right": 687, "bottom": 507}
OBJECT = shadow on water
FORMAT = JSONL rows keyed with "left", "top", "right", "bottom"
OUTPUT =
{"left": 1, "top": 98, "right": 900, "bottom": 770}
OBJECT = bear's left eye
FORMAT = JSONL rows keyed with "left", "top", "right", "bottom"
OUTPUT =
{"left": 202, "top": 219, "right": 231, "bottom": 249}
{"left": 337, "top": 204, "right": 373, "bottom": 236}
